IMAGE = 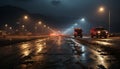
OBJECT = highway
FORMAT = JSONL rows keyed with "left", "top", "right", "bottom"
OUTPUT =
{"left": 0, "top": 36, "right": 120, "bottom": 69}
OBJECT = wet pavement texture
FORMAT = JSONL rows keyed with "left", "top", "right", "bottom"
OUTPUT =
{"left": 0, "top": 36, "right": 120, "bottom": 69}
{"left": 76, "top": 37, "right": 120, "bottom": 69}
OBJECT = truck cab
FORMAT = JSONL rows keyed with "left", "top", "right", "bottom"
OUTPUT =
{"left": 90, "top": 27, "right": 109, "bottom": 38}
{"left": 74, "top": 28, "right": 83, "bottom": 38}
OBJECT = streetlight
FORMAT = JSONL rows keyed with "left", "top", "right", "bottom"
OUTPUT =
{"left": 16, "top": 29, "right": 18, "bottom": 32}
{"left": 98, "top": 6, "right": 111, "bottom": 33}
{"left": 35, "top": 26, "right": 37, "bottom": 30}
{"left": 48, "top": 27, "right": 50, "bottom": 29}
{"left": 99, "top": 7, "right": 105, "bottom": 12}
{"left": 22, "top": 25, "right": 25, "bottom": 29}
{"left": 74, "top": 23, "right": 78, "bottom": 26}
{"left": 24, "top": 15, "right": 28, "bottom": 20}
{"left": 4, "top": 24, "right": 8, "bottom": 33}
{"left": 25, "top": 29, "right": 27, "bottom": 32}
{"left": 38, "top": 21, "right": 42, "bottom": 25}
{"left": 9, "top": 27, "right": 12, "bottom": 30}
{"left": 5, "top": 24, "right": 8, "bottom": 27}
{"left": 44, "top": 25, "right": 46, "bottom": 28}
{"left": 81, "top": 18, "right": 85, "bottom": 22}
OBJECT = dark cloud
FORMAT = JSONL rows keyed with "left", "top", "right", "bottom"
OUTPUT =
{"left": 0, "top": 0, "right": 101, "bottom": 16}
{"left": 14, "top": 0, "right": 27, "bottom": 1}
{"left": 13, "top": 0, "right": 32, "bottom": 1}
{"left": 0, "top": 0, "right": 120, "bottom": 32}
{"left": 51, "top": 0, "right": 61, "bottom": 6}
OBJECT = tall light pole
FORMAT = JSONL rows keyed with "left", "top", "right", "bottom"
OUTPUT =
{"left": 108, "top": 10, "right": 111, "bottom": 33}
{"left": 99, "top": 7, "right": 111, "bottom": 33}
{"left": 23, "top": 15, "right": 29, "bottom": 33}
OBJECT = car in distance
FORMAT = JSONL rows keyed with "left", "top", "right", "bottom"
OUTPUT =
{"left": 74, "top": 28, "right": 83, "bottom": 38}
{"left": 90, "top": 27, "right": 109, "bottom": 38}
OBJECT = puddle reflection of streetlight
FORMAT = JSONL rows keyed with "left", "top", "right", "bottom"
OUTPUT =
{"left": 35, "top": 39, "right": 47, "bottom": 54}
{"left": 57, "top": 36, "right": 62, "bottom": 46}
{"left": 93, "top": 49, "right": 108, "bottom": 68}
{"left": 19, "top": 43, "right": 31, "bottom": 57}
{"left": 23, "top": 50, "right": 30, "bottom": 56}
{"left": 36, "top": 43, "right": 43, "bottom": 53}
{"left": 81, "top": 46, "right": 87, "bottom": 60}
{"left": 94, "top": 41, "right": 113, "bottom": 46}
{"left": 20, "top": 43, "right": 29, "bottom": 49}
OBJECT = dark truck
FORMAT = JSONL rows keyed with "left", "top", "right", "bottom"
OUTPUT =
{"left": 90, "top": 27, "right": 109, "bottom": 38}
{"left": 74, "top": 28, "right": 83, "bottom": 38}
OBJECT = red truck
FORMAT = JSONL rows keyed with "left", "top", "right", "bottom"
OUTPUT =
{"left": 74, "top": 28, "right": 83, "bottom": 38}
{"left": 90, "top": 27, "right": 109, "bottom": 38}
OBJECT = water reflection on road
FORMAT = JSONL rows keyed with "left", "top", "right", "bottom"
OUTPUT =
{"left": 19, "top": 38, "right": 48, "bottom": 57}
{"left": 70, "top": 38, "right": 117, "bottom": 69}
{"left": 17, "top": 38, "right": 48, "bottom": 69}
{"left": 0, "top": 36, "right": 118, "bottom": 69}
{"left": 16, "top": 36, "right": 73, "bottom": 69}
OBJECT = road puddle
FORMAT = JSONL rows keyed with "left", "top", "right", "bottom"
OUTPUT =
{"left": 68, "top": 38, "right": 118, "bottom": 69}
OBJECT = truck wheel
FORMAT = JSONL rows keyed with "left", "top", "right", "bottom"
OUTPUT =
{"left": 104, "top": 36, "right": 107, "bottom": 38}
{"left": 91, "top": 35, "right": 94, "bottom": 38}
{"left": 74, "top": 36, "right": 76, "bottom": 38}
{"left": 96, "top": 35, "right": 99, "bottom": 38}
{"left": 80, "top": 35, "right": 82, "bottom": 38}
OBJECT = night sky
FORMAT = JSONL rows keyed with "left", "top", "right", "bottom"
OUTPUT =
{"left": 0, "top": 0, "right": 120, "bottom": 33}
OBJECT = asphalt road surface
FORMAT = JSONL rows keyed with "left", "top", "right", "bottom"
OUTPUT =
{"left": 0, "top": 36, "right": 120, "bottom": 69}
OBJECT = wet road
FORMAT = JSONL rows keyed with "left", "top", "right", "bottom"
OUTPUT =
{"left": 76, "top": 36, "right": 120, "bottom": 69}
{"left": 0, "top": 36, "right": 120, "bottom": 69}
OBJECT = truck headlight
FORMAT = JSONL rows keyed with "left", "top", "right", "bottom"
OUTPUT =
{"left": 97, "top": 31, "right": 101, "bottom": 34}
{"left": 105, "top": 31, "right": 108, "bottom": 33}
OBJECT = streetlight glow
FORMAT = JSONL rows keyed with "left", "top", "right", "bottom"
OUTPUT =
{"left": 48, "top": 27, "right": 50, "bottom": 29}
{"left": 38, "top": 21, "right": 42, "bottom": 25}
{"left": 22, "top": 25, "right": 25, "bottom": 28}
{"left": 74, "top": 23, "right": 78, "bottom": 26}
{"left": 98, "top": 6, "right": 111, "bottom": 32}
{"left": 5, "top": 24, "right": 8, "bottom": 27}
{"left": 9, "top": 27, "right": 12, "bottom": 30}
{"left": 24, "top": 15, "right": 28, "bottom": 20}
{"left": 81, "top": 18, "right": 85, "bottom": 22}
{"left": 35, "top": 26, "right": 37, "bottom": 29}
{"left": 16, "top": 29, "right": 18, "bottom": 32}
{"left": 44, "top": 25, "right": 46, "bottom": 28}
{"left": 99, "top": 7, "right": 105, "bottom": 12}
